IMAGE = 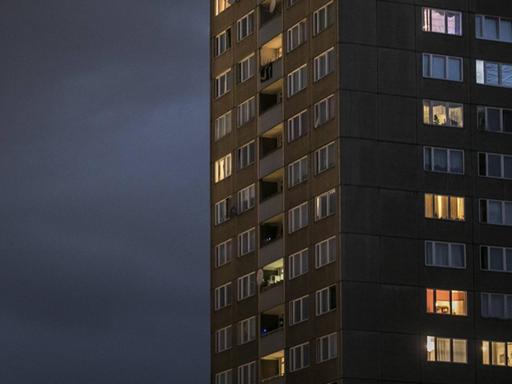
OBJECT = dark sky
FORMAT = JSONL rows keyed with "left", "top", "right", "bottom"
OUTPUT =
{"left": 0, "top": 1, "right": 210, "bottom": 382}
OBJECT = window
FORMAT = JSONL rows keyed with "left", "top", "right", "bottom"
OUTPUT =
{"left": 287, "top": 64, "right": 307, "bottom": 97}
{"left": 479, "top": 152, "right": 512, "bottom": 179}
{"left": 237, "top": 361, "right": 256, "bottom": 384}
{"left": 215, "top": 69, "right": 232, "bottom": 98}
{"left": 477, "top": 106, "right": 512, "bottom": 133}
{"left": 216, "top": 325, "right": 232, "bottom": 353}
{"left": 237, "top": 184, "right": 256, "bottom": 213}
{"left": 215, "top": 0, "right": 231, "bottom": 16}
{"left": 423, "top": 100, "right": 463, "bottom": 128}
{"left": 480, "top": 199, "right": 512, "bottom": 226}
{"left": 215, "top": 28, "right": 231, "bottom": 56}
{"left": 481, "top": 246, "right": 512, "bottom": 273}
{"left": 313, "top": 1, "right": 335, "bottom": 36}
{"left": 214, "top": 153, "right": 232, "bottom": 183}
{"left": 289, "top": 295, "right": 309, "bottom": 325}
{"left": 216, "top": 369, "right": 233, "bottom": 384}
{"left": 215, "top": 111, "right": 232, "bottom": 141}
{"left": 237, "top": 97, "right": 256, "bottom": 127}
{"left": 237, "top": 272, "right": 256, "bottom": 301}
{"left": 238, "top": 54, "right": 256, "bottom": 83}
{"left": 425, "top": 241, "right": 466, "bottom": 269}
{"left": 215, "top": 196, "right": 232, "bottom": 225}
{"left": 289, "top": 249, "right": 309, "bottom": 279}
{"left": 288, "top": 156, "right": 308, "bottom": 188}
{"left": 314, "top": 48, "right": 335, "bottom": 81}
{"left": 288, "top": 202, "right": 309, "bottom": 233}
{"left": 287, "top": 19, "right": 307, "bottom": 52}
{"left": 476, "top": 15, "right": 512, "bottom": 43}
{"left": 315, "top": 236, "right": 336, "bottom": 268}
{"left": 314, "top": 95, "right": 335, "bottom": 127}
{"left": 422, "top": 8, "right": 462, "bottom": 35}
{"left": 238, "top": 228, "right": 256, "bottom": 256}
{"left": 424, "top": 193, "right": 465, "bottom": 221}
{"left": 215, "top": 239, "right": 232, "bottom": 268}
{"left": 287, "top": 109, "right": 308, "bottom": 142}
{"left": 215, "top": 283, "right": 232, "bottom": 310}
{"left": 315, "top": 141, "right": 336, "bottom": 174}
{"left": 426, "top": 289, "right": 467, "bottom": 316}
{"left": 289, "top": 342, "right": 310, "bottom": 372}
{"left": 237, "top": 140, "right": 256, "bottom": 169}
{"left": 476, "top": 60, "right": 512, "bottom": 88}
{"left": 315, "top": 189, "right": 336, "bottom": 221}
{"left": 427, "top": 336, "right": 468, "bottom": 363}
{"left": 423, "top": 147, "right": 464, "bottom": 174}
{"left": 423, "top": 53, "right": 463, "bottom": 81}
{"left": 481, "top": 293, "right": 512, "bottom": 319}
{"left": 482, "top": 341, "right": 512, "bottom": 367}
{"left": 237, "top": 12, "right": 255, "bottom": 41}
{"left": 317, "top": 333, "right": 337, "bottom": 363}
{"left": 316, "top": 285, "right": 336, "bottom": 315}
{"left": 238, "top": 316, "right": 256, "bottom": 345}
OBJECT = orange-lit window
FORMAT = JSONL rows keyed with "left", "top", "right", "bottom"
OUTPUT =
{"left": 426, "top": 288, "right": 467, "bottom": 316}
{"left": 425, "top": 193, "right": 465, "bottom": 221}
{"left": 482, "top": 340, "right": 512, "bottom": 367}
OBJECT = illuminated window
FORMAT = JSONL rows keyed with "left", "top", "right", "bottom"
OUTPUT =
{"left": 287, "top": 19, "right": 307, "bottom": 52}
{"left": 422, "top": 8, "right": 462, "bottom": 35}
{"left": 314, "top": 94, "right": 335, "bottom": 127}
{"left": 215, "top": 239, "right": 232, "bottom": 268}
{"left": 479, "top": 152, "right": 512, "bottom": 179}
{"left": 216, "top": 325, "right": 232, "bottom": 353}
{"left": 215, "top": 111, "right": 232, "bottom": 141}
{"left": 215, "top": 69, "right": 232, "bottom": 98}
{"left": 288, "top": 202, "right": 309, "bottom": 233}
{"left": 315, "top": 236, "right": 336, "bottom": 268}
{"left": 289, "top": 295, "right": 309, "bottom": 325}
{"left": 289, "top": 342, "right": 310, "bottom": 372}
{"left": 237, "top": 361, "right": 256, "bottom": 384}
{"left": 214, "top": 283, "right": 232, "bottom": 310}
{"left": 237, "top": 140, "right": 256, "bottom": 169}
{"left": 425, "top": 241, "right": 466, "bottom": 269}
{"left": 287, "top": 156, "right": 308, "bottom": 188}
{"left": 315, "top": 141, "right": 336, "bottom": 174}
{"left": 426, "top": 336, "right": 467, "bottom": 363}
{"left": 477, "top": 106, "right": 512, "bottom": 133}
{"left": 215, "top": 369, "right": 233, "bottom": 384}
{"left": 238, "top": 228, "right": 256, "bottom": 256}
{"left": 215, "top": 196, "right": 232, "bottom": 225}
{"left": 423, "top": 147, "right": 464, "bottom": 174}
{"left": 313, "top": 1, "right": 335, "bottom": 36}
{"left": 423, "top": 53, "right": 463, "bottom": 81}
{"left": 426, "top": 289, "right": 467, "bottom": 316}
{"left": 317, "top": 333, "right": 337, "bottom": 363}
{"left": 481, "top": 292, "right": 512, "bottom": 319}
{"left": 424, "top": 193, "right": 465, "bottom": 221}
{"left": 287, "top": 109, "right": 308, "bottom": 142}
{"left": 476, "top": 15, "right": 512, "bottom": 43}
{"left": 237, "top": 97, "right": 256, "bottom": 127}
{"left": 316, "top": 285, "right": 336, "bottom": 316}
{"left": 238, "top": 316, "right": 256, "bottom": 345}
{"left": 214, "top": 153, "right": 232, "bottom": 183}
{"left": 315, "top": 189, "right": 336, "bottom": 221}
{"left": 482, "top": 341, "right": 512, "bottom": 367}
{"left": 476, "top": 60, "right": 512, "bottom": 88}
{"left": 423, "top": 100, "right": 463, "bottom": 127}
{"left": 481, "top": 246, "right": 512, "bottom": 273}
{"left": 236, "top": 11, "right": 255, "bottom": 41}
{"left": 237, "top": 272, "right": 256, "bottom": 301}
{"left": 287, "top": 64, "right": 307, "bottom": 97}
{"left": 289, "top": 248, "right": 308, "bottom": 279}
{"left": 214, "top": 0, "right": 231, "bottom": 16}
{"left": 214, "top": 28, "right": 231, "bottom": 56}
{"left": 237, "top": 184, "right": 256, "bottom": 213}
{"left": 314, "top": 47, "right": 335, "bottom": 81}
{"left": 238, "top": 54, "right": 256, "bottom": 83}
{"left": 480, "top": 199, "right": 512, "bottom": 226}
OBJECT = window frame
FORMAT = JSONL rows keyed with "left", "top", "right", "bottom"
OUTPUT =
{"left": 313, "top": 47, "right": 335, "bottom": 82}
{"left": 426, "top": 336, "right": 468, "bottom": 364}
{"left": 238, "top": 227, "right": 256, "bottom": 256}
{"left": 214, "top": 153, "right": 232, "bottom": 183}
{"left": 287, "top": 64, "right": 308, "bottom": 97}
{"left": 314, "top": 189, "right": 336, "bottom": 221}
{"left": 477, "top": 106, "right": 512, "bottom": 134}
{"left": 426, "top": 288, "right": 468, "bottom": 316}
{"left": 287, "top": 109, "right": 308, "bottom": 142}
{"left": 214, "top": 28, "right": 232, "bottom": 57}
{"left": 480, "top": 245, "right": 512, "bottom": 273}
{"left": 237, "top": 184, "right": 256, "bottom": 213}
{"left": 287, "top": 156, "right": 309, "bottom": 188}
{"left": 215, "top": 325, "right": 233, "bottom": 353}
{"left": 315, "top": 285, "right": 337, "bottom": 316}
{"left": 286, "top": 19, "right": 307, "bottom": 52}
{"left": 214, "top": 282, "right": 232, "bottom": 311}
{"left": 422, "top": 7, "right": 463, "bottom": 36}
{"left": 314, "top": 94, "right": 335, "bottom": 128}
{"left": 238, "top": 316, "right": 256, "bottom": 345}
{"left": 237, "top": 272, "right": 256, "bottom": 301}
{"left": 215, "top": 238, "right": 233, "bottom": 268}
{"left": 317, "top": 333, "right": 337, "bottom": 363}
{"left": 289, "top": 342, "right": 310, "bottom": 372}
{"left": 476, "top": 14, "right": 512, "bottom": 43}
{"left": 215, "top": 110, "right": 232, "bottom": 141}
{"left": 424, "top": 193, "right": 465, "bottom": 222}
{"left": 313, "top": 1, "right": 334, "bottom": 36}
{"left": 476, "top": 59, "right": 512, "bottom": 88}
{"left": 425, "top": 240, "right": 467, "bottom": 269}
{"left": 288, "top": 201, "right": 309, "bottom": 234}
{"left": 480, "top": 198, "right": 512, "bottom": 226}
{"left": 236, "top": 11, "right": 255, "bottom": 42}
{"left": 478, "top": 152, "right": 512, "bottom": 180}
{"left": 289, "top": 248, "right": 309, "bottom": 280}
{"left": 423, "top": 146, "right": 465, "bottom": 175}
{"left": 422, "top": 99, "right": 464, "bottom": 128}
{"left": 422, "top": 53, "right": 463, "bottom": 82}
{"left": 289, "top": 295, "right": 309, "bottom": 325}
{"left": 237, "top": 140, "right": 256, "bottom": 170}
{"left": 215, "top": 69, "right": 232, "bottom": 98}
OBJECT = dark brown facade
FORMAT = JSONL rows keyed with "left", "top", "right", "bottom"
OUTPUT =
{"left": 211, "top": 1, "right": 512, "bottom": 384}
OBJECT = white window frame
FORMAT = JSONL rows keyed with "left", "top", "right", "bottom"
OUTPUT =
{"left": 423, "top": 99, "right": 464, "bottom": 128}
{"left": 423, "top": 146, "right": 465, "bottom": 174}
{"left": 215, "top": 69, "right": 232, "bottom": 98}
{"left": 313, "top": 1, "right": 334, "bottom": 36}
{"left": 237, "top": 361, "right": 256, "bottom": 384}
{"left": 315, "top": 285, "right": 336, "bottom": 316}
{"left": 289, "top": 248, "right": 309, "bottom": 279}
{"left": 238, "top": 227, "right": 256, "bottom": 256}
{"left": 289, "top": 295, "right": 309, "bottom": 325}
{"left": 237, "top": 97, "right": 256, "bottom": 127}
{"left": 287, "top": 156, "right": 308, "bottom": 188}
{"left": 237, "top": 140, "right": 256, "bottom": 169}
{"left": 287, "top": 64, "right": 308, "bottom": 97}
{"left": 477, "top": 106, "right": 512, "bottom": 134}
{"left": 238, "top": 53, "right": 256, "bottom": 83}
{"left": 286, "top": 19, "right": 307, "bottom": 52}
{"left": 315, "top": 141, "right": 336, "bottom": 174}
{"left": 237, "top": 272, "right": 256, "bottom": 301}
{"left": 314, "top": 47, "right": 335, "bottom": 82}
{"left": 238, "top": 316, "right": 256, "bottom": 345}
{"left": 215, "top": 196, "right": 231, "bottom": 225}
{"left": 287, "top": 109, "right": 308, "bottom": 142}
{"left": 237, "top": 184, "right": 256, "bottom": 213}
{"left": 214, "top": 153, "right": 232, "bottom": 183}
{"left": 480, "top": 245, "right": 512, "bottom": 273}
{"left": 314, "top": 94, "right": 335, "bottom": 128}
{"left": 215, "top": 28, "right": 231, "bottom": 56}
{"left": 476, "top": 59, "right": 512, "bottom": 88}
{"left": 288, "top": 202, "right": 309, "bottom": 233}
{"left": 214, "top": 282, "right": 232, "bottom": 311}
{"left": 216, "top": 325, "right": 232, "bottom": 353}
{"left": 481, "top": 292, "right": 512, "bottom": 319}
{"left": 289, "top": 342, "right": 310, "bottom": 372}
{"left": 422, "top": 7, "right": 462, "bottom": 36}
{"left": 425, "top": 241, "right": 466, "bottom": 269}
{"left": 236, "top": 11, "right": 255, "bottom": 42}
{"left": 215, "top": 239, "right": 232, "bottom": 268}
{"left": 478, "top": 152, "right": 512, "bottom": 180}
{"left": 315, "top": 189, "right": 336, "bottom": 221}
{"left": 317, "top": 333, "right": 337, "bottom": 363}
{"left": 215, "top": 369, "right": 233, "bottom": 384}
{"left": 427, "top": 336, "right": 468, "bottom": 363}
{"left": 424, "top": 193, "right": 466, "bottom": 222}
{"left": 480, "top": 199, "right": 512, "bottom": 226}
{"left": 215, "top": 110, "right": 232, "bottom": 141}
{"left": 476, "top": 14, "right": 512, "bottom": 43}
{"left": 215, "top": 0, "right": 231, "bottom": 16}
{"left": 315, "top": 236, "right": 336, "bottom": 268}
{"left": 422, "top": 53, "right": 463, "bottom": 81}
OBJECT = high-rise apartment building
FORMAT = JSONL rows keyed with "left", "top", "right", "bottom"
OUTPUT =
{"left": 210, "top": 1, "right": 512, "bottom": 383}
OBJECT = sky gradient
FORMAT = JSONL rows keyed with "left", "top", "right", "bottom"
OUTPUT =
{"left": 0, "top": 1, "right": 210, "bottom": 382}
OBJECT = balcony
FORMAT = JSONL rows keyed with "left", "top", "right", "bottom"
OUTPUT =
{"left": 259, "top": 238, "right": 283, "bottom": 268}
{"left": 259, "top": 0, "right": 282, "bottom": 45}
{"left": 260, "top": 192, "right": 283, "bottom": 223}
{"left": 259, "top": 148, "right": 283, "bottom": 178}
{"left": 261, "top": 259, "right": 284, "bottom": 290}
{"left": 260, "top": 59, "right": 283, "bottom": 89}
{"left": 260, "top": 280, "right": 284, "bottom": 312}
{"left": 260, "top": 35, "right": 282, "bottom": 89}
{"left": 260, "top": 350, "right": 285, "bottom": 383}
{"left": 259, "top": 80, "right": 283, "bottom": 134}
